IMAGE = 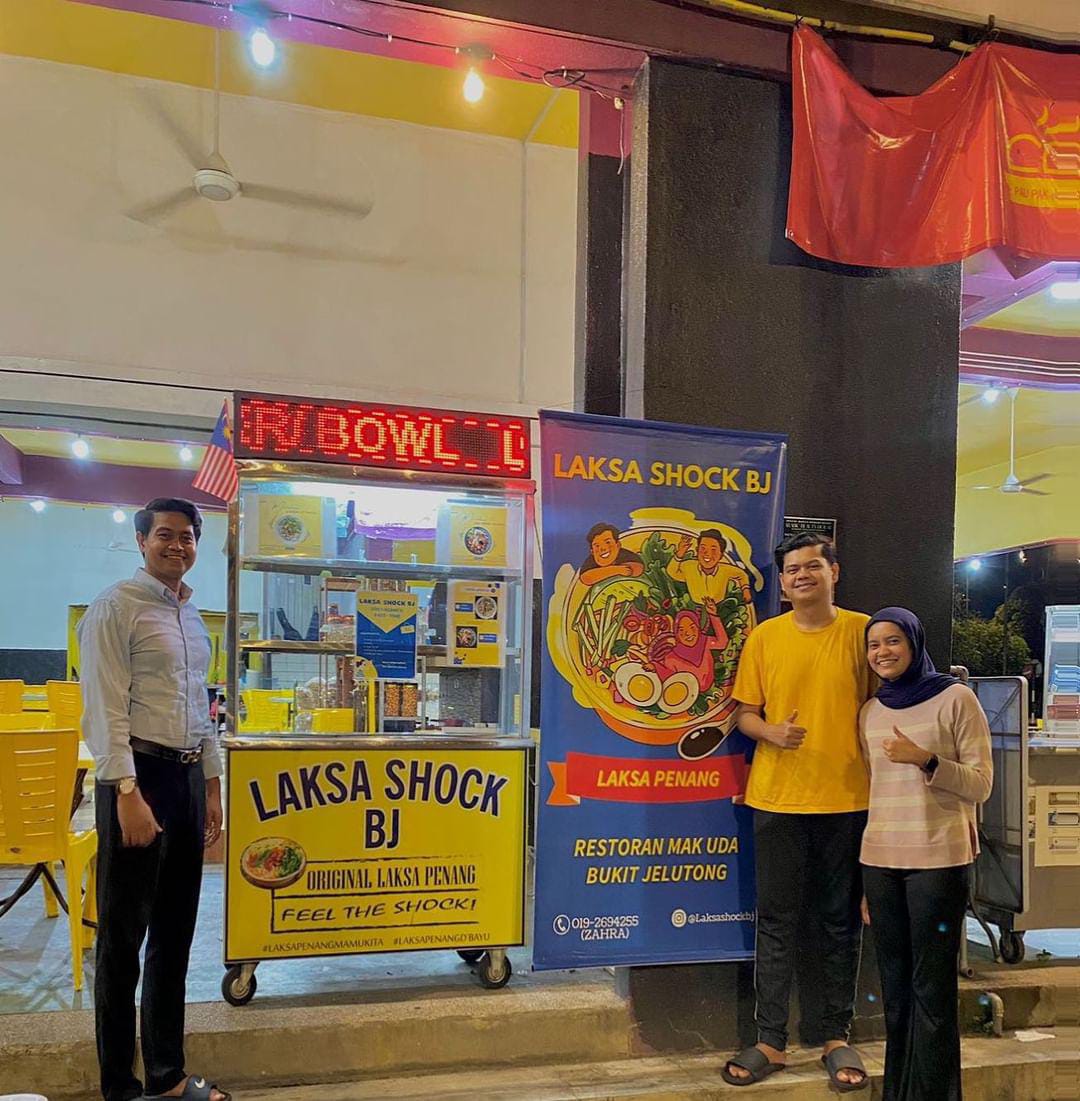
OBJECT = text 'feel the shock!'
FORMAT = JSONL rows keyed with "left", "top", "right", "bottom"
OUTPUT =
{"left": 235, "top": 393, "right": 530, "bottom": 477}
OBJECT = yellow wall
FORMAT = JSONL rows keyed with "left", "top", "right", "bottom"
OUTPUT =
{"left": 0, "top": 0, "right": 578, "bottom": 146}
{"left": 955, "top": 444, "right": 1080, "bottom": 559}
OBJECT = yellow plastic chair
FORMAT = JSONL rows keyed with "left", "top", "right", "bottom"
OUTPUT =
{"left": 46, "top": 681, "right": 93, "bottom": 774}
{"left": 311, "top": 708, "right": 354, "bottom": 733}
{"left": 0, "top": 729, "right": 97, "bottom": 990}
{"left": 0, "top": 713, "right": 57, "bottom": 731}
{"left": 0, "top": 679, "right": 24, "bottom": 713}
{"left": 239, "top": 689, "right": 293, "bottom": 733}
{"left": 46, "top": 681, "right": 83, "bottom": 729}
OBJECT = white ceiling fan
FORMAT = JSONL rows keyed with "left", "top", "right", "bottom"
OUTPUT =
{"left": 967, "top": 386, "right": 1052, "bottom": 496}
{"left": 126, "top": 30, "right": 374, "bottom": 230}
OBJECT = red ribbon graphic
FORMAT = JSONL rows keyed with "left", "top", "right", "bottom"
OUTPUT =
{"left": 547, "top": 752, "right": 747, "bottom": 806}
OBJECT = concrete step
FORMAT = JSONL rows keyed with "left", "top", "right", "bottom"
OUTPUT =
{"left": 239, "top": 1032, "right": 1080, "bottom": 1101}
{"left": 961, "top": 963, "right": 1080, "bottom": 1032}
{"left": 0, "top": 982, "right": 634, "bottom": 1101}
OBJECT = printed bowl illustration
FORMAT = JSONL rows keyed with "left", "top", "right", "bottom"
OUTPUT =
{"left": 273, "top": 513, "right": 307, "bottom": 547}
{"left": 548, "top": 516, "right": 758, "bottom": 746}
{"left": 240, "top": 837, "right": 307, "bottom": 890}
{"left": 456, "top": 626, "right": 478, "bottom": 648}
{"left": 474, "top": 595, "right": 499, "bottom": 621}
{"left": 462, "top": 525, "right": 493, "bottom": 557}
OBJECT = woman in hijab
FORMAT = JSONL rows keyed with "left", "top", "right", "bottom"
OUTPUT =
{"left": 654, "top": 609, "right": 729, "bottom": 692}
{"left": 860, "top": 608, "right": 993, "bottom": 1101}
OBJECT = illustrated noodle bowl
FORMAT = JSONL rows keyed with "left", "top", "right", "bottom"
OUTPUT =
{"left": 274, "top": 514, "right": 306, "bottom": 545}
{"left": 240, "top": 837, "right": 307, "bottom": 890}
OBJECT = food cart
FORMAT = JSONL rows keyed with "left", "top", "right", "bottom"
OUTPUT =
{"left": 972, "top": 607, "right": 1080, "bottom": 964}
{"left": 220, "top": 392, "right": 534, "bottom": 1004}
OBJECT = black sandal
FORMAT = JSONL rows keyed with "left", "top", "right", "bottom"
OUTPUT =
{"left": 720, "top": 1045, "right": 786, "bottom": 1086}
{"left": 144, "top": 1075, "right": 232, "bottom": 1101}
{"left": 821, "top": 1046, "right": 869, "bottom": 1093}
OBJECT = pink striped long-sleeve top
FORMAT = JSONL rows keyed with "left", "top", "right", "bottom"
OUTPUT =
{"left": 859, "top": 684, "right": 993, "bottom": 870}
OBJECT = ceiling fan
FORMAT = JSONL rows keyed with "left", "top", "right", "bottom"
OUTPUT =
{"left": 967, "top": 386, "right": 1052, "bottom": 497}
{"left": 127, "top": 30, "right": 374, "bottom": 230}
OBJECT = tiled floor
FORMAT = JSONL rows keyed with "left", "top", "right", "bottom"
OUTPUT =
{"left": 0, "top": 864, "right": 550, "bottom": 1015}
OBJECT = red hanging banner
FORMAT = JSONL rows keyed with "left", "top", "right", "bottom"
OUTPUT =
{"left": 787, "top": 26, "right": 1080, "bottom": 268}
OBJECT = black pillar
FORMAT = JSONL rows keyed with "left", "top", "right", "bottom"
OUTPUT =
{"left": 574, "top": 98, "right": 626, "bottom": 416}
{"left": 624, "top": 57, "right": 960, "bottom": 664}
{"left": 618, "top": 56, "right": 960, "bottom": 1051}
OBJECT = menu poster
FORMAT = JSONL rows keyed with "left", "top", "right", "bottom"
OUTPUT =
{"left": 439, "top": 503, "right": 508, "bottom": 568}
{"left": 355, "top": 592, "right": 419, "bottom": 680}
{"left": 448, "top": 581, "right": 504, "bottom": 668}
{"left": 257, "top": 496, "right": 327, "bottom": 557}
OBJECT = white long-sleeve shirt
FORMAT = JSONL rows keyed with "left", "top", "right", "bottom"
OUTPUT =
{"left": 77, "top": 568, "right": 223, "bottom": 781}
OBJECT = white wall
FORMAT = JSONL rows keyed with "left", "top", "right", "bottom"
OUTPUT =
{"left": 0, "top": 54, "right": 578, "bottom": 424}
{"left": 0, "top": 500, "right": 264, "bottom": 650}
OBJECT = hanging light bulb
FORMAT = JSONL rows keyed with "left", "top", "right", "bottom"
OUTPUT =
{"left": 30, "top": 499, "right": 46, "bottom": 513}
{"left": 112, "top": 508, "right": 127, "bottom": 524}
{"left": 463, "top": 67, "right": 485, "bottom": 103}
{"left": 982, "top": 386, "right": 1001, "bottom": 405}
{"left": 179, "top": 445, "right": 194, "bottom": 463}
{"left": 968, "top": 558, "right": 983, "bottom": 573}
{"left": 71, "top": 435, "right": 90, "bottom": 460}
{"left": 249, "top": 27, "right": 276, "bottom": 69}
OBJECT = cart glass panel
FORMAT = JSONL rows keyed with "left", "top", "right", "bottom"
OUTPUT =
{"left": 232, "top": 472, "right": 531, "bottom": 738}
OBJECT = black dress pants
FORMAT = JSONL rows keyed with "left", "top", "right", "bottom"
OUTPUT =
{"left": 863, "top": 864, "right": 969, "bottom": 1101}
{"left": 95, "top": 753, "right": 206, "bottom": 1101}
{"left": 753, "top": 809, "right": 867, "bottom": 1051}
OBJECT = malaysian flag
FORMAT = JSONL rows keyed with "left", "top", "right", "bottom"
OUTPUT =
{"left": 193, "top": 401, "right": 238, "bottom": 501}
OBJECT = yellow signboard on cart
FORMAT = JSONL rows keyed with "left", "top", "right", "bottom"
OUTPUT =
{"left": 225, "top": 745, "right": 527, "bottom": 962}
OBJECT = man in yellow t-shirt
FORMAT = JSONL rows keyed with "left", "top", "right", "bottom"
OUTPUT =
{"left": 667, "top": 529, "right": 753, "bottom": 607}
{"left": 721, "top": 533, "right": 872, "bottom": 1092}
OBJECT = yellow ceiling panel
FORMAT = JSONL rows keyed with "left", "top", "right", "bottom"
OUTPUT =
{"left": 974, "top": 287, "right": 1080, "bottom": 337}
{"left": 0, "top": 0, "right": 578, "bottom": 147}
{"left": 2, "top": 427, "right": 203, "bottom": 470}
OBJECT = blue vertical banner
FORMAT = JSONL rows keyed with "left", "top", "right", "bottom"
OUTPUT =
{"left": 533, "top": 412, "right": 787, "bottom": 969}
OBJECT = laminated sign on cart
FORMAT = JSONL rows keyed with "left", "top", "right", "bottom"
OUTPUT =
{"left": 533, "top": 411, "right": 786, "bottom": 968}
{"left": 226, "top": 747, "right": 526, "bottom": 962}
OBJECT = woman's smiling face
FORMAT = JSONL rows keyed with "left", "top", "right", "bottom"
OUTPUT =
{"left": 866, "top": 621, "right": 914, "bottom": 681}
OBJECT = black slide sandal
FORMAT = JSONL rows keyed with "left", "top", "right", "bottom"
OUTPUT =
{"left": 720, "top": 1045, "right": 786, "bottom": 1086}
{"left": 821, "top": 1046, "right": 869, "bottom": 1093}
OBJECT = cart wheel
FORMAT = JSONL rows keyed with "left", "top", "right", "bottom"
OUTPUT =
{"left": 222, "top": 965, "right": 257, "bottom": 1006}
{"left": 457, "top": 949, "right": 485, "bottom": 965}
{"left": 475, "top": 952, "right": 512, "bottom": 989}
{"left": 999, "top": 931, "right": 1026, "bottom": 965}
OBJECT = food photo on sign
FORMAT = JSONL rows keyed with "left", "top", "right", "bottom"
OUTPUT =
{"left": 533, "top": 411, "right": 787, "bottom": 970}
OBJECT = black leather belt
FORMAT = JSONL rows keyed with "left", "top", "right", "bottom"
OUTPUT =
{"left": 130, "top": 736, "right": 203, "bottom": 765}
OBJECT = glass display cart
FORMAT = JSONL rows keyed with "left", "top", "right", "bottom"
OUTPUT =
{"left": 971, "top": 606, "right": 1080, "bottom": 964}
{"left": 221, "top": 392, "right": 534, "bottom": 1004}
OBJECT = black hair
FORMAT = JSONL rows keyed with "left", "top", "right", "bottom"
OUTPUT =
{"left": 698, "top": 528, "right": 729, "bottom": 550}
{"left": 774, "top": 531, "right": 836, "bottom": 570}
{"left": 586, "top": 522, "right": 621, "bottom": 546}
{"left": 134, "top": 498, "right": 203, "bottom": 542}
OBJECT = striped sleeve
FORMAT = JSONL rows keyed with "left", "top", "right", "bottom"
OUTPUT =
{"left": 927, "top": 686, "right": 993, "bottom": 804}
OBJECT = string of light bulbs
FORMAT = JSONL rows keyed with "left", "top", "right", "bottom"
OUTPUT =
{"left": 152, "top": 0, "right": 638, "bottom": 103}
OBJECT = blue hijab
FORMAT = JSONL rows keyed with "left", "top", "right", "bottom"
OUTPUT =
{"left": 867, "top": 607, "right": 959, "bottom": 710}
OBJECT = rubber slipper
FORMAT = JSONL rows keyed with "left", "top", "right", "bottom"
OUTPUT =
{"left": 821, "top": 1046, "right": 869, "bottom": 1093}
{"left": 720, "top": 1045, "right": 786, "bottom": 1086}
{"left": 143, "top": 1075, "right": 231, "bottom": 1101}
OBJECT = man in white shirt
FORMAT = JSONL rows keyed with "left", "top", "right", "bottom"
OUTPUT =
{"left": 79, "top": 498, "right": 229, "bottom": 1101}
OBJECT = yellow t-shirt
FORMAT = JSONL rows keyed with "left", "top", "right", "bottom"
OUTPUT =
{"left": 733, "top": 607, "right": 872, "bottom": 814}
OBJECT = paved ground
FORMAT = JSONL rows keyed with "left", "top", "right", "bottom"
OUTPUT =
{"left": 0, "top": 865, "right": 551, "bottom": 1014}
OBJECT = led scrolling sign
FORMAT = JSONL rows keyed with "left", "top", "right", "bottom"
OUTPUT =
{"left": 235, "top": 393, "right": 531, "bottom": 478}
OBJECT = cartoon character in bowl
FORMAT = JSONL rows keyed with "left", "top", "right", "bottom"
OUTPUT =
{"left": 578, "top": 523, "right": 644, "bottom": 587}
